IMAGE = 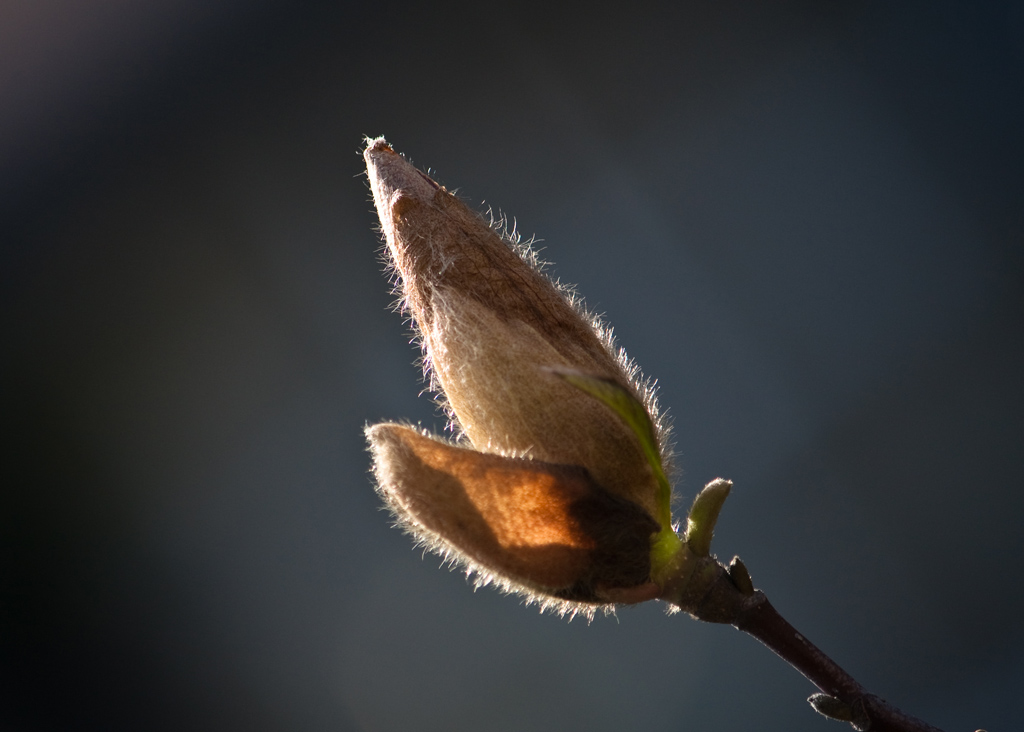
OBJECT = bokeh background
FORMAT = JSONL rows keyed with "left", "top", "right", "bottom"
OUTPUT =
{"left": 3, "top": 2, "right": 1023, "bottom": 730}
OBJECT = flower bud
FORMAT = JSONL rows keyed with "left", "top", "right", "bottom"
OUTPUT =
{"left": 363, "top": 137, "right": 675, "bottom": 609}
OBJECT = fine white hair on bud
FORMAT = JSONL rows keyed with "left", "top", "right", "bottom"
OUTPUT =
{"left": 367, "top": 423, "right": 660, "bottom": 615}
{"left": 363, "top": 137, "right": 674, "bottom": 614}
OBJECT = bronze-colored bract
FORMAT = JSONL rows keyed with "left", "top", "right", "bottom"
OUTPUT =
{"left": 368, "top": 424, "right": 659, "bottom": 603}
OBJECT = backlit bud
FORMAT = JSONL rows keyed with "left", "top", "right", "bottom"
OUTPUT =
{"left": 368, "top": 423, "right": 659, "bottom": 604}
{"left": 364, "top": 137, "right": 676, "bottom": 611}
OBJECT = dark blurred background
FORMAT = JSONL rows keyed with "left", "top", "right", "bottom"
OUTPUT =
{"left": 2, "top": 2, "right": 1022, "bottom": 730}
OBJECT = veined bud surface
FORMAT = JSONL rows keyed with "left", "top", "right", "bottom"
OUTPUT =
{"left": 364, "top": 137, "right": 676, "bottom": 611}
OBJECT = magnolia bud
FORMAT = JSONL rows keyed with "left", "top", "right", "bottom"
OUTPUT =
{"left": 364, "top": 137, "right": 674, "bottom": 609}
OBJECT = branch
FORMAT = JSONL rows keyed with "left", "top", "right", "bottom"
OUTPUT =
{"left": 665, "top": 555, "right": 949, "bottom": 732}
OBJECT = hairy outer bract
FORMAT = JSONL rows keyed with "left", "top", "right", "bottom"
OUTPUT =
{"left": 363, "top": 137, "right": 673, "bottom": 613}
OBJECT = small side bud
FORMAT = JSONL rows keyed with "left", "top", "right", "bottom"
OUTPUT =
{"left": 684, "top": 478, "right": 732, "bottom": 557}
{"left": 728, "top": 556, "right": 755, "bottom": 595}
{"left": 808, "top": 694, "right": 854, "bottom": 722}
